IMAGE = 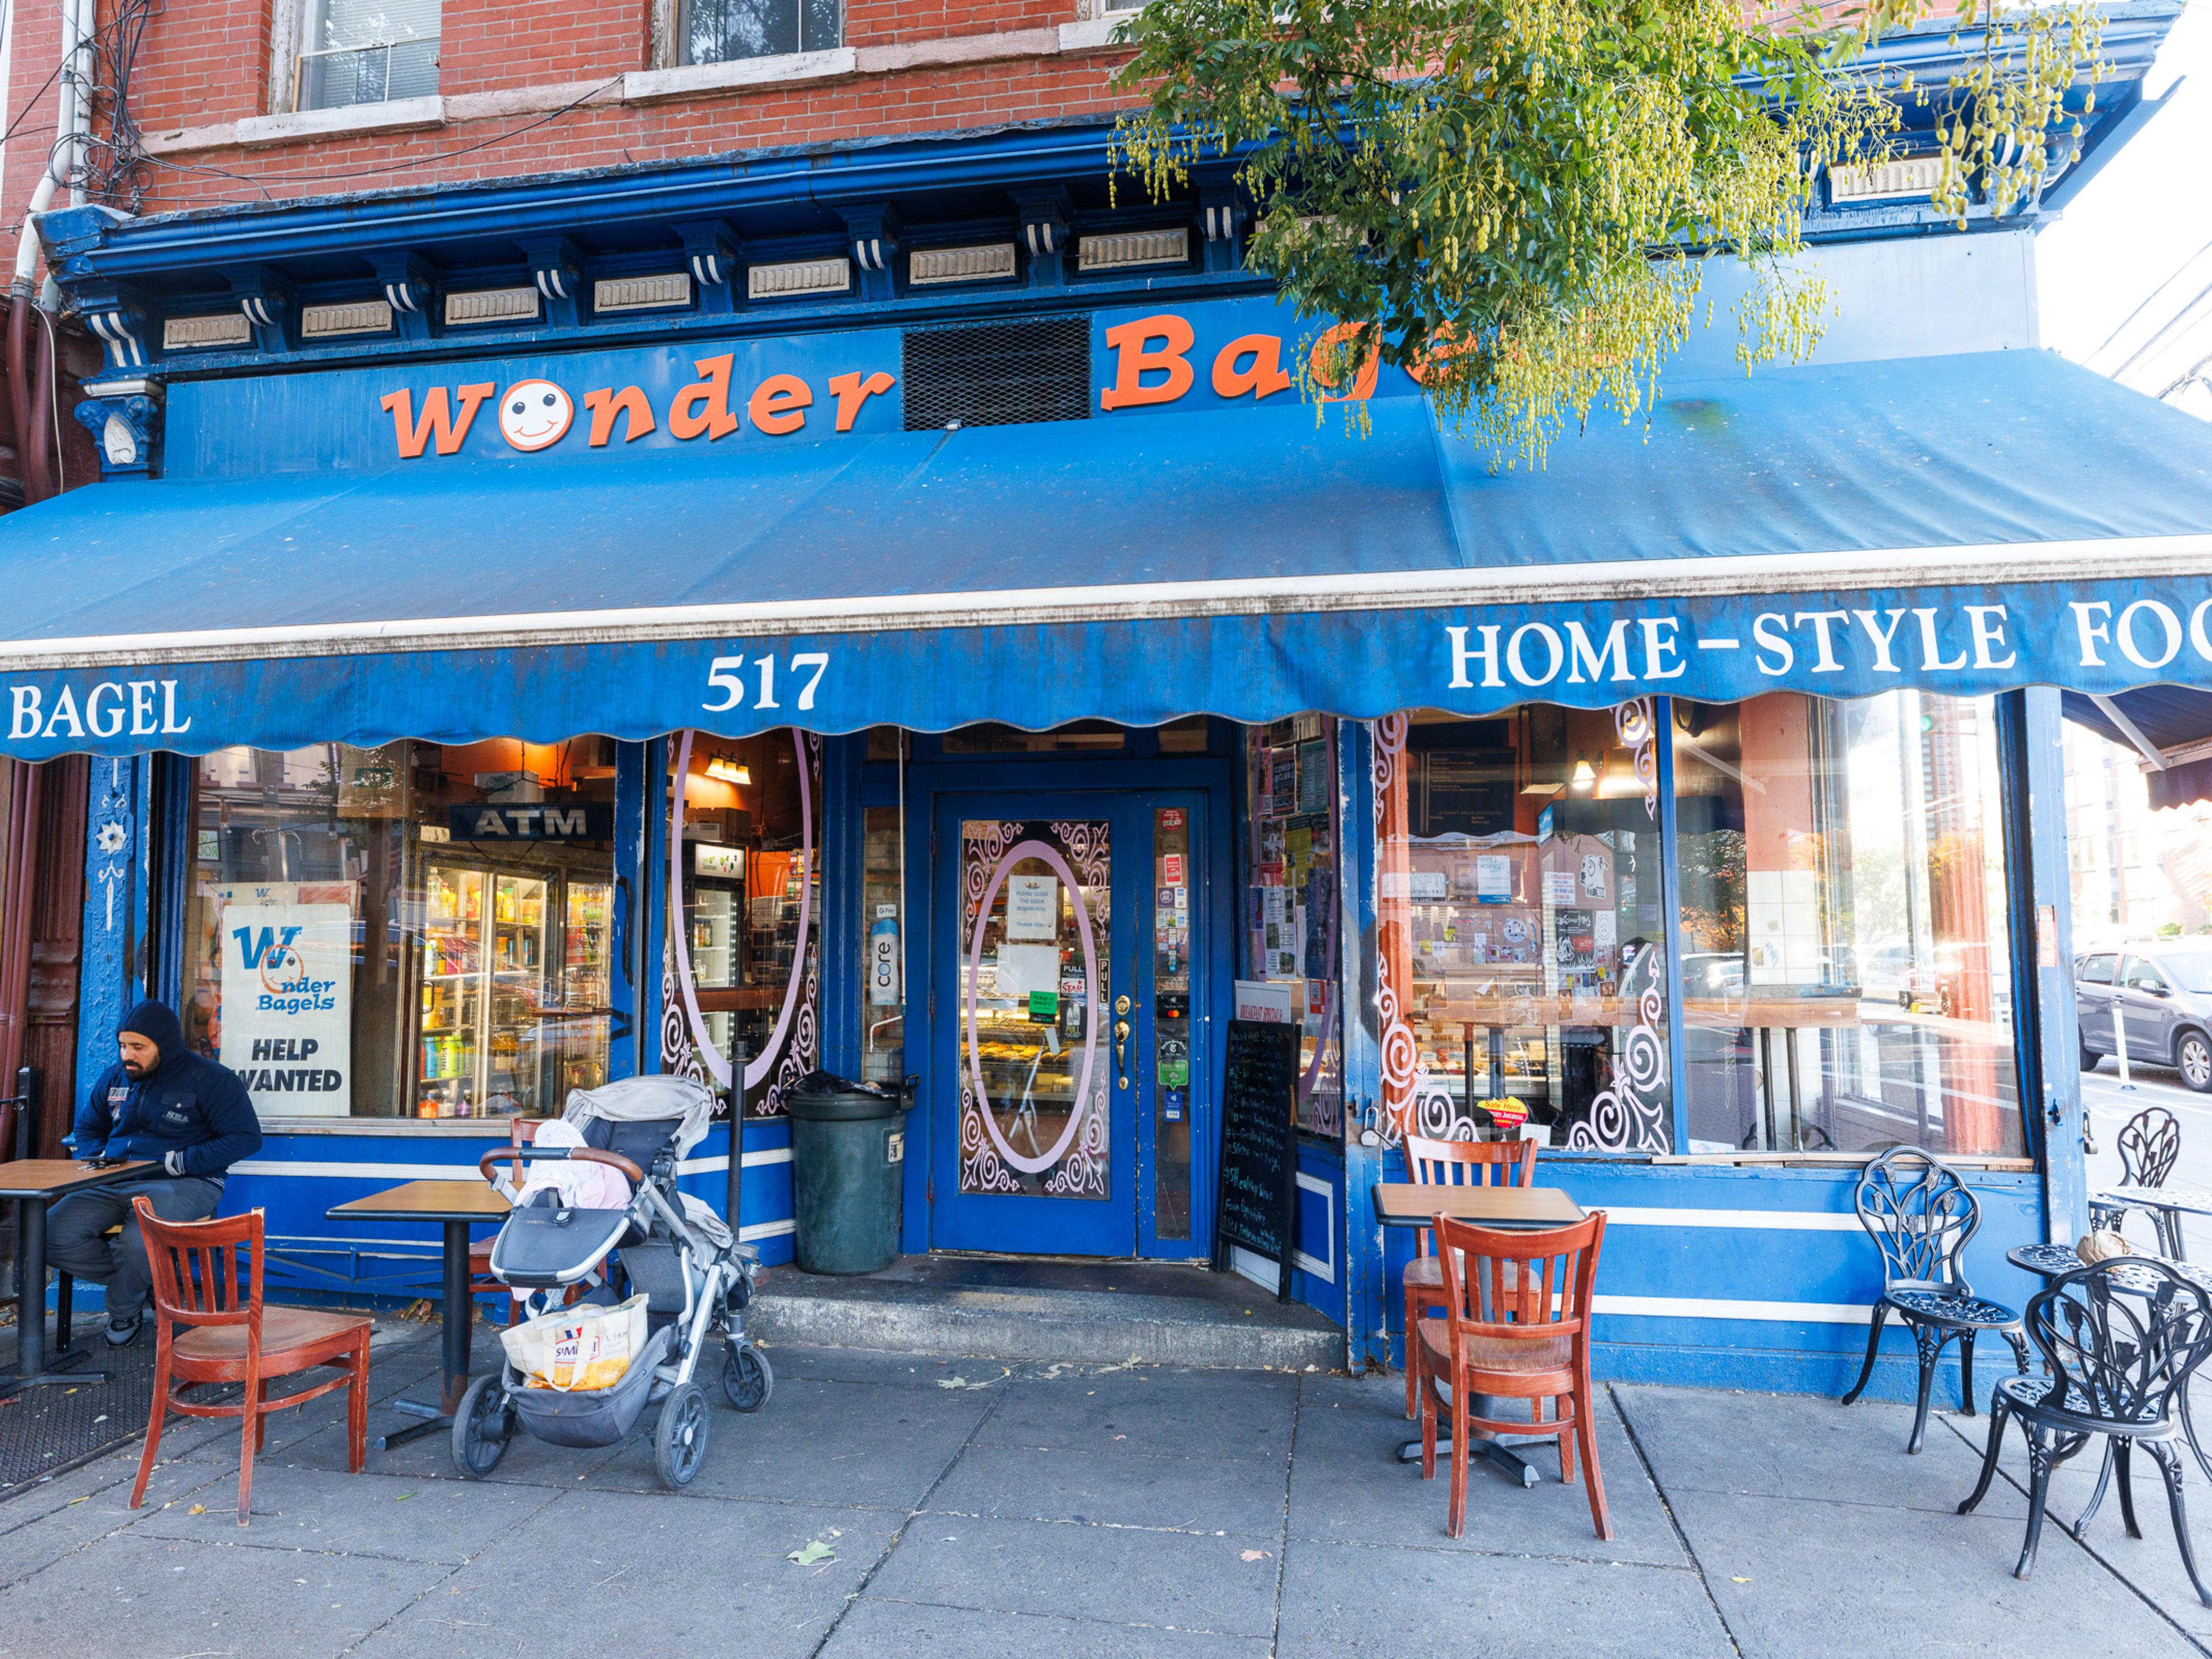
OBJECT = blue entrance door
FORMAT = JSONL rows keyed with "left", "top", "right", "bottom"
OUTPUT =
{"left": 930, "top": 790, "right": 1210, "bottom": 1258}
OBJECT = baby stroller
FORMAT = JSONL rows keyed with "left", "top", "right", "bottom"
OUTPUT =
{"left": 450, "top": 1076, "right": 771, "bottom": 1490}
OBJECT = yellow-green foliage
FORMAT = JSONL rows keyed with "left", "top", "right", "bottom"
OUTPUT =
{"left": 1111, "top": 0, "right": 2105, "bottom": 468}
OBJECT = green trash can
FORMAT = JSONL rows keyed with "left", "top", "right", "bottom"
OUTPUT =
{"left": 786, "top": 1071, "right": 912, "bottom": 1275}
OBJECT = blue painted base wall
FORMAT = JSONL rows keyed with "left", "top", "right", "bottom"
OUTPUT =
{"left": 1370, "top": 1155, "right": 2043, "bottom": 1407}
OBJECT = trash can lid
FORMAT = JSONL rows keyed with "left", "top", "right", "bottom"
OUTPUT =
{"left": 786, "top": 1070, "right": 912, "bottom": 1121}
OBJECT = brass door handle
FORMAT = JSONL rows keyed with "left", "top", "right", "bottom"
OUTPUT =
{"left": 1113, "top": 1019, "right": 1132, "bottom": 1088}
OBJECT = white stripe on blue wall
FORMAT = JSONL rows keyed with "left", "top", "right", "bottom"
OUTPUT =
{"left": 1593, "top": 1294, "right": 1873, "bottom": 1324}
{"left": 232, "top": 1149, "right": 794, "bottom": 1181}
{"left": 1596, "top": 1208, "right": 1861, "bottom": 1231}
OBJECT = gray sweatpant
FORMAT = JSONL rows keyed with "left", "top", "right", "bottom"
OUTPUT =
{"left": 47, "top": 1176, "right": 225, "bottom": 1319}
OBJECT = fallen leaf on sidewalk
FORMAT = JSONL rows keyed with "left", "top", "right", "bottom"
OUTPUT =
{"left": 1097, "top": 1355, "right": 1143, "bottom": 1372}
{"left": 63, "top": 1497, "right": 86, "bottom": 1506}
{"left": 188, "top": 1505, "right": 205, "bottom": 1515}
{"left": 787, "top": 1540, "right": 836, "bottom": 1566}
{"left": 396, "top": 1492, "right": 415, "bottom": 1501}
{"left": 1241, "top": 1551, "right": 1272, "bottom": 1562}
{"left": 937, "top": 1368, "right": 1010, "bottom": 1390}
{"left": 1731, "top": 1577, "right": 1751, "bottom": 1584}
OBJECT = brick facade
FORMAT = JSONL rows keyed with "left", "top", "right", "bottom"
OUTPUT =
{"left": 2, "top": 1, "right": 1139, "bottom": 236}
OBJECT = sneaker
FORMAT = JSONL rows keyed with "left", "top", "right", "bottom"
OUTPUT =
{"left": 103, "top": 1313, "right": 142, "bottom": 1348}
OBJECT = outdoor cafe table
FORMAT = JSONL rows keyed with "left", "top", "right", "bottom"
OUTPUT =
{"left": 1370, "top": 1182, "right": 1590, "bottom": 1486}
{"left": 2088, "top": 1185, "right": 2212, "bottom": 1261}
{"left": 0, "top": 1159, "right": 158, "bottom": 1396}
{"left": 2006, "top": 1241, "right": 2212, "bottom": 1483}
{"left": 327, "top": 1180, "right": 510, "bottom": 1449}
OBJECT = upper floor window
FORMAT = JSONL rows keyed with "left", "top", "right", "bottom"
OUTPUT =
{"left": 684, "top": 0, "right": 840, "bottom": 63}
{"left": 299, "top": 0, "right": 441, "bottom": 111}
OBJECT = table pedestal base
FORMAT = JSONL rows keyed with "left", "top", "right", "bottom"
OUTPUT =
{"left": 374, "top": 1396, "right": 450, "bottom": 1451}
{"left": 0, "top": 1342, "right": 104, "bottom": 1396}
{"left": 1397, "top": 1433, "right": 1542, "bottom": 1488}
{"left": 1397, "top": 1383, "right": 1550, "bottom": 1488}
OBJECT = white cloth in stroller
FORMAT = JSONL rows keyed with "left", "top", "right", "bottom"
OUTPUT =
{"left": 498, "top": 1120, "right": 632, "bottom": 1210}
{"left": 561, "top": 1074, "right": 736, "bottom": 1251}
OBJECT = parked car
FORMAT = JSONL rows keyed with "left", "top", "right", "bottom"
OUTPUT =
{"left": 2076, "top": 943, "right": 2212, "bottom": 1092}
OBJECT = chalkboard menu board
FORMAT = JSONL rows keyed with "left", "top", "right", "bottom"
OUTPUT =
{"left": 1213, "top": 1020, "right": 1300, "bottom": 1301}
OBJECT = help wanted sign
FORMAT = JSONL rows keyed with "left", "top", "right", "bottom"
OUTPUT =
{"left": 218, "top": 899, "right": 353, "bottom": 1116}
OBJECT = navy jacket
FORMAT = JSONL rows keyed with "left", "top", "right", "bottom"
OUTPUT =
{"left": 74, "top": 1001, "right": 263, "bottom": 1179}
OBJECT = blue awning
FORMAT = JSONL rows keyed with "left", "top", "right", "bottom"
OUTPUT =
{"left": 2062, "top": 685, "right": 2212, "bottom": 810}
{"left": 2, "top": 348, "right": 2209, "bottom": 757}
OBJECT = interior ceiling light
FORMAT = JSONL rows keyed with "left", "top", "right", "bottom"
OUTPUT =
{"left": 705, "top": 758, "right": 751, "bottom": 786}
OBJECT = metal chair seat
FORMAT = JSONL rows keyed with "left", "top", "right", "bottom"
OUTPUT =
{"left": 1887, "top": 1289, "right": 2022, "bottom": 1328}
{"left": 1959, "top": 1258, "right": 2212, "bottom": 1608}
{"left": 1840, "top": 1147, "right": 2032, "bottom": 1455}
{"left": 1994, "top": 1373, "right": 2166, "bottom": 1433}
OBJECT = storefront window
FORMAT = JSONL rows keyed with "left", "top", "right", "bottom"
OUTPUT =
{"left": 1244, "top": 715, "right": 1343, "bottom": 1138}
{"left": 183, "top": 739, "right": 618, "bottom": 1120}
{"left": 1373, "top": 704, "right": 1671, "bottom": 1152}
{"left": 1674, "top": 692, "right": 2021, "bottom": 1157}
{"left": 666, "top": 730, "right": 823, "bottom": 1116}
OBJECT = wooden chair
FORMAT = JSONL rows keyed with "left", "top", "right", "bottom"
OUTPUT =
{"left": 127, "top": 1199, "right": 374, "bottom": 1527}
{"left": 472, "top": 1116, "right": 549, "bottom": 1326}
{"left": 1419, "top": 1210, "right": 1611, "bottom": 1541}
{"left": 1401, "top": 1134, "right": 1536, "bottom": 1420}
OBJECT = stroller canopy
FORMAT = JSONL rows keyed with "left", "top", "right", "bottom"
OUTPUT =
{"left": 563, "top": 1075, "right": 718, "bottom": 1158}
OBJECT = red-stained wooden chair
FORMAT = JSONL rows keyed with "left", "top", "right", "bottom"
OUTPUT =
{"left": 127, "top": 1199, "right": 374, "bottom": 1527}
{"left": 1400, "top": 1134, "right": 1536, "bottom": 1420}
{"left": 1419, "top": 1211, "right": 1611, "bottom": 1541}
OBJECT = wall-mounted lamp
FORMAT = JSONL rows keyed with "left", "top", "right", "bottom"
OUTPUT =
{"left": 705, "top": 758, "right": 751, "bottom": 786}
{"left": 1570, "top": 756, "right": 1598, "bottom": 792}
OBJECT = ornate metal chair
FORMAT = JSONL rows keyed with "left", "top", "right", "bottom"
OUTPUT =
{"left": 1957, "top": 1258, "right": 2212, "bottom": 1605}
{"left": 1840, "top": 1147, "right": 2030, "bottom": 1453}
{"left": 2090, "top": 1105, "right": 2182, "bottom": 1253}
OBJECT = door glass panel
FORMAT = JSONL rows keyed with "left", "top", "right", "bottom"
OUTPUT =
{"left": 1153, "top": 806, "right": 1192, "bottom": 1240}
{"left": 958, "top": 819, "right": 1111, "bottom": 1199}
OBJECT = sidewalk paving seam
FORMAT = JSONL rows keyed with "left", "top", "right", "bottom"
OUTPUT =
{"left": 1608, "top": 1382, "right": 1748, "bottom": 1658}
{"left": 802, "top": 1359, "right": 1019, "bottom": 1659}
{"left": 1266, "top": 1375, "right": 1302, "bottom": 1658}
{"left": 0, "top": 1465, "right": 237, "bottom": 1590}
{"left": 1936, "top": 1411, "right": 2212, "bottom": 1658}
{"left": 860, "top": 1590, "right": 1274, "bottom": 1639}
{"left": 331, "top": 1478, "right": 568, "bottom": 1656}
{"left": 1277, "top": 1532, "right": 1704, "bottom": 1573}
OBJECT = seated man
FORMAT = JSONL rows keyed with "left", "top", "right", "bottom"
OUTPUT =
{"left": 48, "top": 999, "right": 264, "bottom": 1346}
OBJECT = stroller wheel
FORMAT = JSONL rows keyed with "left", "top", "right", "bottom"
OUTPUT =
{"left": 450, "top": 1374, "right": 513, "bottom": 1480}
{"left": 723, "top": 1343, "right": 774, "bottom": 1413}
{"left": 653, "top": 1381, "right": 711, "bottom": 1490}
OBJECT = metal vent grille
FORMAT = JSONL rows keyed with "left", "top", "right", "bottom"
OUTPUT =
{"left": 163, "top": 313, "right": 251, "bottom": 350}
{"left": 749, "top": 257, "right": 850, "bottom": 300}
{"left": 445, "top": 286, "right": 540, "bottom": 326}
{"left": 1080, "top": 228, "right": 1188, "bottom": 271}
{"left": 909, "top": 244, "right": 1017, "bottom": 287}
{"left": 594, "top": 272, "right": 692, "bottom": 313}
{"left": 902, "top": 315, "right": 1091, "bottom": 432}
{"left": 301, "top": 300, "right": 393, "bottom": 338}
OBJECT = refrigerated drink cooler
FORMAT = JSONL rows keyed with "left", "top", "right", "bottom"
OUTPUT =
{"left": 416, "top": 862, "right": 611, "bottom": 1118}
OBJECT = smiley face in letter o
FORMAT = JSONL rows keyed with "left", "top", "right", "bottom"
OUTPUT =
{"left": 498, "top": 380, "right": 574, "bottom": 451}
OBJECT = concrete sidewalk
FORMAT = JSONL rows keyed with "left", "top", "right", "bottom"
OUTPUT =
{"left": 0, "top": 1331, "right": 2207, "bottom": 1658}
